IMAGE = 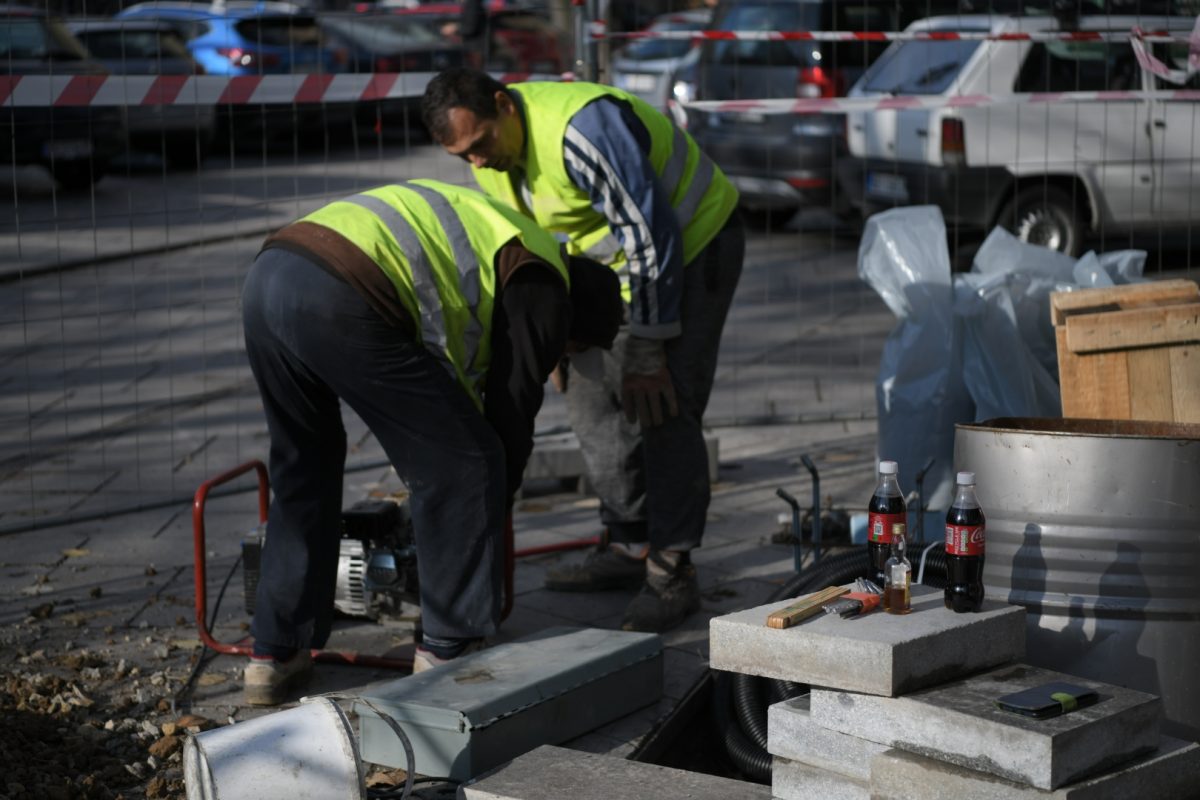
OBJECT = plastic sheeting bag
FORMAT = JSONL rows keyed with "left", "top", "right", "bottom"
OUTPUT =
{"left": 858, "top": 206, "right": 971, "bottom": 510}
{"left": 859, "top": 211, "right": 1146, "bottom": 511}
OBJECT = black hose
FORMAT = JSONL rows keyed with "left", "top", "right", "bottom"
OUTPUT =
{"left": 712, "top": 671, "right": 773, "bottom": 783}
{"left": 716, "top": 544, "right": 948, "bottom": 783}
{"left": 732, "top": 672, "right": 769, "bottom": 749}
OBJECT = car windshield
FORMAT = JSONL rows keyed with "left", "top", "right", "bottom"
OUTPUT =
{"left": 322, "top": 16, "right": 444, "bottom": 48}
{"left": 860, "top": 39, "right": 981, "bottom": 94}
{"left": 620, "top": 17, "right": 706, "bottom": 62}
{"left": 0, "top": 16, "right": 87, "bottom": 60}
{"left": 76, "top": 29, "right": 191, "bottom": 60}
{"left": 235, "top": 16, "right": 322, "bottom": 47}
{"left": 707, "top": 2, "right": 808, "bottom": 66}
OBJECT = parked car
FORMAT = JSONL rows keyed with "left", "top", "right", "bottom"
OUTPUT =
{"left": 320, "top": 11, "right": 467, "bottom": 133}
{"left": 0, "top": 6, "right": 125, "bottom": 189}
{"left": 686, "top": 0, "right": 965, "bottom": 214}
{"left": 389, "top": 2, "right": 567, "bottom": 74}
{"left": 116, "top": 1, "right": 344, "bottom": 76}
{"left": 116, "top": 0, "right": 351, "bottom": 145}
{"left": 839, "top": 14, "right": 1199, "bottom": 256}
{"left": 68, "top": 19, "right": 215, "bottom": 168}
{"left": 611, "top": 8, "right": 710, "bottom": 115}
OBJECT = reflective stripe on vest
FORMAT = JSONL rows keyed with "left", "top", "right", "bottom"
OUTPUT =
{"left": 404, "top": 182, "right": 486, "bottom": 393}
{"left": 342, "top": 192, "right": 463, "bottom": 387}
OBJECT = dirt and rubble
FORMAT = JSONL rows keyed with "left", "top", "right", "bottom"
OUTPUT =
{"left": 0, "top": 595, "right": 439, "bottom": 800}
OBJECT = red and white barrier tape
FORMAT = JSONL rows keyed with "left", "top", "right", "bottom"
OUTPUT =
{"left": 597, "top": 24, "right": 1195, "bottom": 44}
{"left": 685, "top": 88, "right": 1200, "bottom": 116}
{"left": 0, "top": 70, "right": 556, "bottom": 108}
{"left": 1131, "top": 17, "right": 1200, "bottom": 84}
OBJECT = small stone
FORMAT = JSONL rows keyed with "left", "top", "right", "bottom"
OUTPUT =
{"left": 148, "top": 736, "right": 181, "bottom": 760}
{"left": 161, "top": 722, "right": 178, "bottom": 737}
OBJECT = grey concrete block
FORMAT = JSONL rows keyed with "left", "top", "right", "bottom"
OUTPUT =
{"left": 459, "top": 744, "right": 772, "bottom": 800}
{"left": 767, "top": 695, "right": 889, "bottom": 781}
{"left": 525, "top": 432, "right": 719, "bottom": 484}
{"left": 811, "top": 664, "right": 1162, "bottom": 790}
{"left": 869, "top": 737, "right": 1200, "bottom": 800}
{"left": 773, "top": 756, "right": 870, "bottom": 800}
{"left": 709, "top": 584, "right": 1025, "bottom": 695}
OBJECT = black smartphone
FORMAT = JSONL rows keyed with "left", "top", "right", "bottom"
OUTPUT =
{"left": 995, "top": 682, "right": 1099, "bottom": 719}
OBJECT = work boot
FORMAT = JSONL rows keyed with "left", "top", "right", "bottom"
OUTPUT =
{"left": 243, "top": 650, "right": 313, "bottom": 707}
{"left": 621, "top": 550, "right": 701, "bottom": 633}
{"left": 543, "top": 535, "right": 646, "bottom": 592}
{"left": 412, "top": 638, "right": 488, "bottom": 673}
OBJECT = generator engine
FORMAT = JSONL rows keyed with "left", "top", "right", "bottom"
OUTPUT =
{"left": 243, "top": 499, "right": 420, "bottom": 620}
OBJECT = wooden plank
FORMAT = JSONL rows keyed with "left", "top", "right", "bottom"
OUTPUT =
{"left": 1050, "top": 280, "right": 1199, "bottom": 325}
{"left": 1056, "top": 327, "right": 1090, "bottom": 417}
{"left": 1060, "top": 345, "right": 1131, "bottom": 419}
{"left": 1127, "top": 348, "right": 1175, "bottom": 422}
{"left": 765, "top": 586, "right": 849, "bottom": 629}
{"left": 1064, "top": 303, "right": 1200, "bottom": 354}
{"left": 1169, "top": 345, "right": 1200, "bottom": 424}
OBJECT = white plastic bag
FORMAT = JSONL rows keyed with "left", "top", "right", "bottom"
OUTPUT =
{"left": 859, "top": 207, "right": 971, "bottom": 510}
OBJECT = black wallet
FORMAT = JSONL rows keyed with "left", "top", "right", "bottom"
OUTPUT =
{"left": 995, "top": 682, "right": 1099, "bottom": 719}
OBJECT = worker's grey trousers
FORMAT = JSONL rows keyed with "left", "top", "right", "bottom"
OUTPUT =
{"left": 242, "top": 249, "right": 505, "bottom": 658}
{"left": 566, "top": 214, "right": 745, "bottom": 552}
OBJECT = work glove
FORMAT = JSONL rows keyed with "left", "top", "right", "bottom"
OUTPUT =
{"left": 620, "top": 336, "right": 678, "bottom": 427}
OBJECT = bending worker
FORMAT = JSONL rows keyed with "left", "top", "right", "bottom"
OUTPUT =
{"left": 241, "top": 178, "right": 622, "bottom": 706}
{"left": 421, "top": 69, "right": 745, "bottom": 633}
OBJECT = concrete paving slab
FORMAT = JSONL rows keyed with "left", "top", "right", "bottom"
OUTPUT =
{"left": 459, "top": 745, "right": 772, "bottom": 800}
{"left": 710, "top": 584, "right": 1026, "bottom": 696}
{"left": 811, "top": 664, "right": 1163, "bottom": 790}
{"left": 768, "top": 695, "right": 889, "bottom": 781}
{"left": 869, "top": 737, "right": 1200, "bottom": 800}
{"left": 772, "top": 756, "right": 871, "bottom": 800}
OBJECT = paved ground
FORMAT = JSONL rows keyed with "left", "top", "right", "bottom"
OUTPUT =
{"left": 0, "top": 150, "right": 892, "bottom": 798}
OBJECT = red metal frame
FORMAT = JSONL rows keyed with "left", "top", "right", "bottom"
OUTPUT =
{"left": 193, "top": 460, "right": 600, "bottom": 667}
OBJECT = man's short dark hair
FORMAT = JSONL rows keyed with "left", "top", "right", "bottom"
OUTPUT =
{"left": 421, "top": 68, "right": 512, "bottom": 143}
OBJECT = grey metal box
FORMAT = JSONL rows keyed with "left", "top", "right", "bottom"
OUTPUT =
{"left": 355, "top": 626, "right": 663, "bottom": 780}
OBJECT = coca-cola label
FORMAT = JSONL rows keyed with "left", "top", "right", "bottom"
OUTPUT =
{"left": 945, "top": 524, "right": 985, "bottom": 556}
{"left": 868, "top": 512, "right": 904, "bottom": 543}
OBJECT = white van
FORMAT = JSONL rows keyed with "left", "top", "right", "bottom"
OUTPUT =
{"left": 838, "top": 14, "right": 1199, "bottom": 255}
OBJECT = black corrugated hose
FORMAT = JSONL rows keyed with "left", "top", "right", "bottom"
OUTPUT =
{"left": 715, "top": 544, "right": 948, "bottom": 783}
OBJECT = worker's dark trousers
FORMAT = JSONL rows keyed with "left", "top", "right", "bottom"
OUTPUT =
{"left": 242, "top": 249, "right": 506, "bottom": 658}
{"left": 565, "top": 213, "right": 745, "bottom": 552}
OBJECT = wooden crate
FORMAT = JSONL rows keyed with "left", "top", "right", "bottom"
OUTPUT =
{"left": 1051, "top": 279, "right": 1200, "bottom": 423}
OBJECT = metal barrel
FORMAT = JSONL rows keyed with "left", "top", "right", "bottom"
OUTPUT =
{"left": 954, "top": 417, "right": 1200, "bottom": 740}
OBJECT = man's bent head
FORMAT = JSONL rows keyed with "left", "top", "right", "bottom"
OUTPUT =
{"left": 422, "top": 68, "right": 524, "bottom": 172}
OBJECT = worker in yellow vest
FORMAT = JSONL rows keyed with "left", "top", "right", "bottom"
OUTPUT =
{"left": 240, "top": 179, "right": 622, "bottom": 705}
{"left": 421, "top": 70, "right": 744, "bottom": 633}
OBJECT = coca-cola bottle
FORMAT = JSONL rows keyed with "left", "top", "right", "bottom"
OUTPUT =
{"left": 867, "top": 461, "right": 905, "bottom": 590}
{"left": 944, "top": 471, "right": 985, "bottom": 613}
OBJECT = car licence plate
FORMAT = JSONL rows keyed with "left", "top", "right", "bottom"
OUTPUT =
{"left": 42, "top": 139, "right": 94, "bottom": 159}
{"left": 618, "top": 73, "right": 656, "bottom": 93}
{"left": 865, "top": 172, "right": 908, "bottom": 203}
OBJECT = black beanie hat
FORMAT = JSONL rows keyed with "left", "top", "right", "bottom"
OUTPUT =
{"left": 566, "top": 256, "right": 623, "bottom": 350}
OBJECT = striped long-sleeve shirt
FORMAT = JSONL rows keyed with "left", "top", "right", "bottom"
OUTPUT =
{"left": 558, "top": 97, "right": 684, "bottom": 340}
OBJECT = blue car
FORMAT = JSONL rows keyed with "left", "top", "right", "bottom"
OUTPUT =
{"left": 116, "top": 1, "right": 345, "bottom": 76}
{"left": 115, "top": 1, "right": 351, "bottom": 146}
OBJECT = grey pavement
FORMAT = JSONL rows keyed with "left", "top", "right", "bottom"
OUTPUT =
{"left": 0, "top": 143, "right": 892, "bottom": 794}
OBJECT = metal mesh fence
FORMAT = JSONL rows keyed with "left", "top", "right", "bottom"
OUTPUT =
{"left": 1, "top": 0, "right": 1195, "bottom": 534}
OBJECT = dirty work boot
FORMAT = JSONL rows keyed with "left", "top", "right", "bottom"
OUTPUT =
{"left": 243, "top": 650, "right": 313, "bottom": 706}
{"left": 544, "top": 536, "right": 646, "bottom": 592}
{"left": 413, "top": 638, "right": 489, "bottom": 673}
{"left": 621, "top": 550, "right": 701, "bottom": 633}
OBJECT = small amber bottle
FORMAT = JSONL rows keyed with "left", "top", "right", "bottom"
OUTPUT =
{"left": 883, "top": 522, "right": 912, "bottom": 615}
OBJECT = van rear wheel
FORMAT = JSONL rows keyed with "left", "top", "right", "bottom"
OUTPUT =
{"left": 998, "top": 186, "right": 1083, "bottom": 257}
